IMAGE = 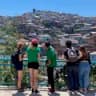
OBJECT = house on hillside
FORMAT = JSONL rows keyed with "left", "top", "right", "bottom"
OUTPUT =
{"left": 84, "top": 32, "right": 96, "bottom": 51}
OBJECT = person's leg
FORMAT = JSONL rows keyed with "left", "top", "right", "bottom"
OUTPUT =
{"left": 67, "top": 66, "right": 74, "bottom": 91}
{"left": 29, "top": 68, "right": 34, "bottom": 90}
{"left": 33, "top": 69, "right": 39, "bottom": 91}
{"left": 83, "top": 64, "right": 90, "bottom": 91}
{"left": 47, "top": 67, "right": 50, "bottom": 86}
{"left": 79, "top": 63, "right": 84, "bottom": 90}
{"left": 17, "top": 70, "right": 23, "bottom": 89}
{"left": 47, "top": 67, "right": 55, "bottom": 92}
{"left": 73, "top": 65, "right": 79, "bottom": 91}
{"left": 50, "top": 67, "right": 54, "bottom": 90}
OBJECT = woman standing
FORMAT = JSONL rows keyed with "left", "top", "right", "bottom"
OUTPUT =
{"left": 26, "top": 38, "right": 40, "bottom": 94}
{"left": 79, "top": 46, "right": 91, "bottom": 93}
{"left": 12, "top": 41, "right": 24, "bottom": 92}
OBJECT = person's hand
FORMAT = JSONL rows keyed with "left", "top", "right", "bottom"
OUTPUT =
{"left": 46, "top": 63, "right": 49, "bottom": 67}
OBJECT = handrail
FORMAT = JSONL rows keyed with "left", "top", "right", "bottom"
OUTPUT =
{"left": 0, "top": 58, "right": 96, "bottom": 89}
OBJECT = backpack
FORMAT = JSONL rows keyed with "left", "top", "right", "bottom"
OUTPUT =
{"left": 11, "top": 51, "right": 19, "bottom": 64}
{"left": 67, "top": 47, "right": 78, "bottom": 63}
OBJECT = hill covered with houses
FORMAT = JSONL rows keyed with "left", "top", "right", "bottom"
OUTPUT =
{"left": 0, "top": 9, "right": 96, "bottom": 54}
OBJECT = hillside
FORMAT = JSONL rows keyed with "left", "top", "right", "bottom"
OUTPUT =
{"left": 0, "top": 10, "right": 96, "bottom": 37}
{"left": 0, "top": 10, "right": 96, "bottom": 54}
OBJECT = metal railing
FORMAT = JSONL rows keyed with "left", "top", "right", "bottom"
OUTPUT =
{"left": 0, "top": 57, "right": 96, "bottom": 89}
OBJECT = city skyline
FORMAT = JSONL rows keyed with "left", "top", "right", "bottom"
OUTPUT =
{"left": 0, "top": 0, "right": 95, "bottom": 17}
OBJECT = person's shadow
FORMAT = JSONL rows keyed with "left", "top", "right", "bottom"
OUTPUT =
{"left": 12, "top": 92, "right": 27, "bottom": 96}
{"left": 29, "top": 93, "right": 42, "bottom": 96}
{"left": 48, "top": 92, "right": 60, "bottom": 96}
{"left": 84, "top": 89, "right": 96, "bottom": 96}
{"left": 69, "top": 89, "right": 96, "bottom": 96}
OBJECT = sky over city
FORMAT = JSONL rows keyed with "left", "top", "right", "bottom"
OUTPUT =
{"left": 0, "top": 0, "right": 95, "bottom": 16}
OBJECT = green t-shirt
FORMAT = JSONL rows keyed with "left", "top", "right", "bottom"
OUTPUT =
{"left": 46, "top": 46, "right": 57, "bottom": 67}
{"left": 26, "top": 47, "right": 40, "bottom": 63}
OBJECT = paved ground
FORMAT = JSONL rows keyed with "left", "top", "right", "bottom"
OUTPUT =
{"left": 0, "top": 90, "right": 68, "bottom": 96}
{"left": 0, "top": 89, "right": 96, "bottom": 96}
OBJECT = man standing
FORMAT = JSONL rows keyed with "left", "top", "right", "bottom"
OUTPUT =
{"left": 44, "top": 42, "right": 57, "bottom": 93}
{"left": 64, "top": 40, "right": 79, "bottom": 93}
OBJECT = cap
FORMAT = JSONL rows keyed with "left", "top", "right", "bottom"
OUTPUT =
{"left": 31, "top": 38, "right": 38, "bottom": 44}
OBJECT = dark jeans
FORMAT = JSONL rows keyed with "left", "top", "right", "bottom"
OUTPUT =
{"left": 47, "top": 67, "right": 54, "bottom": 89}
{"left": 66, "top": 65, "right": 79, "bottom": 91}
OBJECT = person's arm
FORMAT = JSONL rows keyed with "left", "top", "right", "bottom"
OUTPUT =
{"left": 19, "top": 54, "right": 23, "bottom": 61}
{"left": 38, "top": 53, "right": 41, "bottom": 64}
{"left": 46, "top": 56, "right": 51, "bottom": 66}
{"left": 18, "top": 50, "right": 23, "bottom": 61}
{"left": 47, "top": 59, "right": 51, "bottom": 65}
{"left": 77, "top": 51, "right": 83, "bottom": 62}
{"left": 24, "top": 46, "right": 28, "bottom": 58}
{"left": 37, "top": 47, "right": 41, "bottom": 64}
{"left": 24, "top": 45, "right": 31, "bottom": 58}
{"left": 47, "top": 51, "right": 53, "bottom": 65}
{"left": 64, "top": 51, "right": 69, "bottom": 62}
{"left": 88, "top": 52, "right": 91, "bottom": 64}
{"left": 78, "top": 51, "right": 82, "bottom": 58}
{"left": 76, "top": 50, "right": 79, "bottom": 56}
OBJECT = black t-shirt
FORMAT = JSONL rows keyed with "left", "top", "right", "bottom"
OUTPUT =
{"left": 64, "top": 48, "right": 79, "bottom": 66}
{"left": 11, "top": 49, "right": 23, "bottom": 64}
{"left": 79, "top": 52, "right": 91, "bottom": 64}
{"left": 17, "top": 49, "right": 23, "bottom": 63}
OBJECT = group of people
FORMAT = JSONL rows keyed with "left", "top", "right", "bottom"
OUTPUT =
{"left": 64, "top": 40, "right": 91, "bottom": 94}
{"left": 11, "top": 38, "right": 91, "bottom": 94}
{"left": 11, "top": 38, "right": 57, "bottom": 94}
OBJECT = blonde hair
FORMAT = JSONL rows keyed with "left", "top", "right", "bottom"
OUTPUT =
{"left": 19, "top": 38, "right": 25, "bottom": 45}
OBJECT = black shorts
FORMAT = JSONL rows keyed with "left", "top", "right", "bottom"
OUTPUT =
{"left": 14, "top": 62, "right": 23, "bottom": 71}
{"left": 28, "top": 62, "right": 39, "bottom": 69}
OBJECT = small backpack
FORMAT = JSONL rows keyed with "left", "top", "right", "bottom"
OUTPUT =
{"left": 67, "top": 47, "right": 78, "bottom": 63}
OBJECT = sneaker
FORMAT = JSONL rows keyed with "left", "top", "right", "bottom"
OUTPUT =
{"left": 31, "top": 89, "right": 36, "bottom": 95}
{"left": 49, "top": 88, "right": 55, "bottom": 93}
{"left": 74, "top": 91, "right": 79, "bottom": 95}
{"left": 79, "top": 89, "right": 84, "bottom": 93}
{"left": 35, "top": 90, "right": 39, "bottom": 94}
{"left": 32, "top": 89, "right": 34, "bottom": 93}
{"left": 83, "top": 90, "right": 88, "bottom": 94}
{"left": 67, "top": 90, "right": 75, "bottom": 95}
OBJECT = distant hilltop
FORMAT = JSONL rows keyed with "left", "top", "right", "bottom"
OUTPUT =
{"left": 0, "top": 9, "right": 96, "bottom": 36}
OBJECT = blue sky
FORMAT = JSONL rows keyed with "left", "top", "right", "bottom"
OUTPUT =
{"left": 0, "top": 0, "right": 96, "bottom": 17}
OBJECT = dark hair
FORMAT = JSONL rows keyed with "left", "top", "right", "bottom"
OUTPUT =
{"left": 32, "top": 43, "right": 38, "bottom": 47}
{"left": 65, "top": 40, "right": 72, "bottom": 48}
{"left": 45, "top": 42, "right": 50, "bottom": 48}
{"left": 79, "top": 46, "right": 88, "bottom": 59}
